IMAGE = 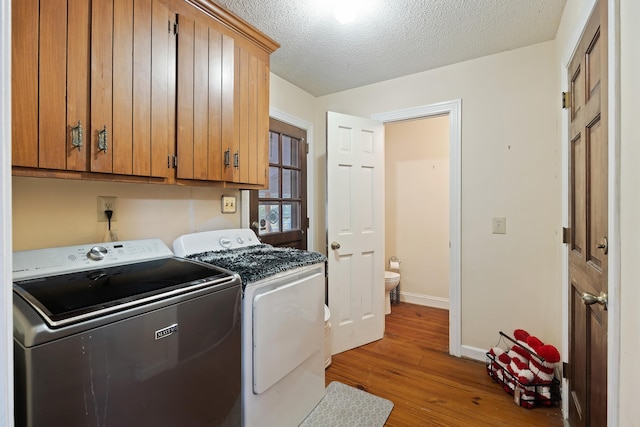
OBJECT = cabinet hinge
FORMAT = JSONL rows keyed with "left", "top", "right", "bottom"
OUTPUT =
{"left": 562, "top": 91, "right": 570, "bottom": 109}
{"left": 562, "top": 362, "right": 569, "bottom": 379}
{"left": 303, "top": 139, "right": 309, "bottom": 154}
{"left": 305, "top": 217, "right": 310, "bottom": 229}
{"left": 167, "top": 154, "right": 177, "bottom": 169}
{"left": 562, "top": 227, "right": 570, "bottom": 244}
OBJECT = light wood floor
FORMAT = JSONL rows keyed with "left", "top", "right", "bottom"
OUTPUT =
{"left": 325, "top": 303, "right": 564, "bottom": 426}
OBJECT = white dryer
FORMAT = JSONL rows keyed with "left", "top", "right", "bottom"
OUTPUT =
{"left": 173, "top": 229, "right": 326, "bottom": 427}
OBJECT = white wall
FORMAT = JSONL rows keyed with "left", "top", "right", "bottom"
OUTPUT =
{"left": 12, "top": 177, "right": 240, "bottom": 251}
{"left": 385, "top": 116, "right": 450, "bottom": 304}
{"left": 312, "top": 41, "right": 562, "bottom": 350}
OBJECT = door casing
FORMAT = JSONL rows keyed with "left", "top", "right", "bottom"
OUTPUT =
{"left": 372, "top": 99, "right": 462, "bottom": 357}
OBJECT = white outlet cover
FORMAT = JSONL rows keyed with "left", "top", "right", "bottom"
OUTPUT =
{"left": 492, "top": 217, "right": 506, "bottom": 234}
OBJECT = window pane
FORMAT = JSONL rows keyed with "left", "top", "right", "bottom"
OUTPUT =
{"left": 259, "top": 167, "right": 280, "bottom": 198}
{"left": 258, "top": 203, "right": 280, "bottom": 235}
{"left": 282, "top": 169, "right": 299, "bottom": 199}
{"left": 269, "top": 132, "right": 279, "bottom": 164}
{"left": 282, "top": 202, "right": 300, "bottom": 232}
{"left": 282, "top": 136, "right": 299, "bottom": 167}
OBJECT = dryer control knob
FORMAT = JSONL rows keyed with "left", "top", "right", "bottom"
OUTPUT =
{"left": 87, "top": 246, "right": 108, "bottom": 261}
{"left": 219, "top": 237, "right": 232, "bottom": 249}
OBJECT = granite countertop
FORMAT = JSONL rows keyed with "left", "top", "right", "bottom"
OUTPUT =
{"left": 187, "top": 244, "right": 327, "bottom": 289}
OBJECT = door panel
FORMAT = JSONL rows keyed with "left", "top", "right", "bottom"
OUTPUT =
{"left": 327, "top": 111, "right": 384, "bottom": 355}
{"left": 91, "top": 0, "right": 114, "bottom": 173}
{"left": 11, "top": 0, "right": 39, "bottom": 167}
{"left": 67, "top": 0, "right": 91, "bottom": 171}
{"left": 567, "top": 0, "right": 608, "bottom": 425}
{"left": 132, "top": 0, "right": 153, "bottom": 176}
{"left": 39, "top": 0, "right": 67, "bottom": 170}
{"left": 113, "top": 0, "right": 135, "bottom": 175}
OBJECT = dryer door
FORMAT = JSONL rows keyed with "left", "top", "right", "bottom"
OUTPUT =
{"left": 252, "top": 266, "right": 324, "bottom": 394}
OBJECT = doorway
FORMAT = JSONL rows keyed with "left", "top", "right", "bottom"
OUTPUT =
{"left": 372, "top": 99, "right": 461, "bottom": 356}
{"left": 384, "top": 115, "right": 450, "bottom": 312}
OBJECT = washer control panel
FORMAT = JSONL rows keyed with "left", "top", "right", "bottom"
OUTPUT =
{"left": 13, "top": 239, "right": 173, "bottom": 281}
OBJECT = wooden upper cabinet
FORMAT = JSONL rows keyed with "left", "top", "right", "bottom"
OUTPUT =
{"left": 176, "top": 0, "right": 278, "bottom": 187}
{"left": 13, "top": 0, "right": 278, "bottom": 187}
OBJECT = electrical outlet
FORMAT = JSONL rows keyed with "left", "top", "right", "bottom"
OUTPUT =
{"left": 492, "top": 217, "right": 506, "bottom": 234}
{"left": 97, "top": 196, "right": 118, "bottom": 222}
{"left": 221, "top": 196, "right": 237, "bottom": 213}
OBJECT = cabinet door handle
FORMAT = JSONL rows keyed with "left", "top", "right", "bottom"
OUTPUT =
{"left": 97, "top": 125, "right": 108, "bottom": 152}
{"left": 233, "top": 151, "right": 239, "bottom": 168}
{"left": 71, "top": 121, "right": 83, "bottom": 151}
{"left": 224, "top": 148, "right": 230, "bottom": 167}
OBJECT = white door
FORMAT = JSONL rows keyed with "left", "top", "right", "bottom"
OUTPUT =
{"left": 327, "top": 111, "right": 385, "bottom": 355}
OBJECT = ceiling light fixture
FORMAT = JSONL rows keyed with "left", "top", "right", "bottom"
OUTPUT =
{"left": 333, "top": 0, "right": 361, "bottom": 24}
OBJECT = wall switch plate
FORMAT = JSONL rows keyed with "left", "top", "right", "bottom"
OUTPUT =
{"left": 97, "top": 196, "right": 117, "bottom": 222}
{"left": 221, "top": 196, "right": 237, "bottom": 213}
{"left": 492, "top": 217, "right": 506, "bottom": 234}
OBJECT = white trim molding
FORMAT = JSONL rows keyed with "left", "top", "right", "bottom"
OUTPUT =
{"left": 399, "top": 291, "right": 450, "bottom": 310}
{"left": 1, "top": 0, "right": 14, "bottom": 424}
{"left": 372, "top": 99, "right": 462, "bottom": 358}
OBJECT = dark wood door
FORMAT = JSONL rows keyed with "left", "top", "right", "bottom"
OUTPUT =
{"left": 250, "top": 118, "right": 307, "bottom": 249}
{"left": 567, "top": 0, "right": 608, "bottom": 425}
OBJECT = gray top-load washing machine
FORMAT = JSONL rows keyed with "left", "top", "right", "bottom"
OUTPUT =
{"left": 13, "top": 239, "right": 242, "bottom": 427}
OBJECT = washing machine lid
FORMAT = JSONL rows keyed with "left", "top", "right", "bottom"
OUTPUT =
{"left": 13, "top": 257, "right": 234, "bottom": 328}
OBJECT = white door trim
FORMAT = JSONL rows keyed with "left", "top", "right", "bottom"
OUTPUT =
{"left": 1, "top": 0, "right": 14, "bottom": 423}
{"left": 560, "top": 0, "right": 620, "bottom": 424}
{"left": 372, "top": 99, "right": 462, "bottom": 357}
{"left": 241, "top": 108, "right": 316, "bottom": 251}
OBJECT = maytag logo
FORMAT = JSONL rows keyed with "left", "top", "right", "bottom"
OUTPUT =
{"left": 155, "top": 323, "right": 178, "bottom": 340}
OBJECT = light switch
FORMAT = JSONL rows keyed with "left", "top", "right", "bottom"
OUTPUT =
{"left": 492, "top": 217, "right": 506, "bottom": 234}
{"left": 221, "top": 196, "right": 237, "bottom": 213}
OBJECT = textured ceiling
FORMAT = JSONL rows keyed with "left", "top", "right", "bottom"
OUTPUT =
{"left": 215, "top": 0, "right": 567, "bottom": 96}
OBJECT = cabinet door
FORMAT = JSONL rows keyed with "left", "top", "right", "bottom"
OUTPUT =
{"left": 12, "top": 0, "right": 90, "bottom": 171}
{"left": 92, "top": 0, "right": 172, "bottom": 177}
{"left": 234, "top": 46, "right": 270, "bottom": 186}
{"left": 176, "top": 14, "right": 234, "bottom": 181}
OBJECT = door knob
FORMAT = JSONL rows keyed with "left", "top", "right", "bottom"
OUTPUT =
{"left": 581, "top": 291, "right": 608, "bottom": 311}
{"left": 330, "top": 242, "right": 340, "bottom": 250}
{"left": 596, "top": 237, "right": 608, "bottom": 255}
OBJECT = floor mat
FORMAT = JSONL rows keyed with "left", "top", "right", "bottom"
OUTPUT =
{"left": 300, "top": 381, "right": 394, "bottom": 427}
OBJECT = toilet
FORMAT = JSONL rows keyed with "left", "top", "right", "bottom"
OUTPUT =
{"left": 384, "top": 271, "right": 400, "bottom": 314}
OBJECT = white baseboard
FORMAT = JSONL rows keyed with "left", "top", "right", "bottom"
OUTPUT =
{"left": 460, "top": 345, "right": 487, "bottom": 362}
{"left": 399, "top": 291, "right": 450, "bottom": 310}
